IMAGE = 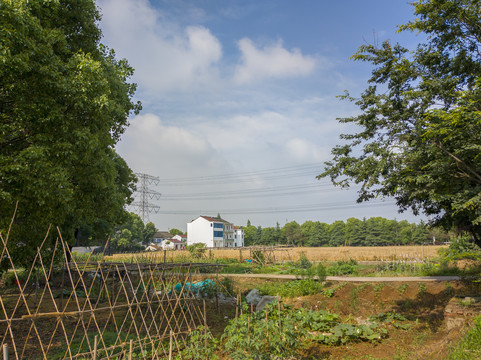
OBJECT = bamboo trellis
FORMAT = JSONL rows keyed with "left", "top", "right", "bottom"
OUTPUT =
{"left": 0, "top": 222, "right": 216, "bottom": 359}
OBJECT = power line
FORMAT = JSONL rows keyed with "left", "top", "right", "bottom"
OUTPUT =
{"left": 154, "top": 199, "right": 396, "bottom": 215}
{"left": 160, "top": 183, "right": 340, "bottom": 200}
{"left": 154, "top": 163, "right": 322, "bottom": 186}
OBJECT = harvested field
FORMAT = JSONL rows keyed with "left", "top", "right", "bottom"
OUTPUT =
{"left": 109, "top": 245, "right": 447, "bottom": 263}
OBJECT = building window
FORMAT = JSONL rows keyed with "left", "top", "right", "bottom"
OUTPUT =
{"left": 214, "top": 231, "right": 223, "bottom": 238}
{"left": 213, "top": 223, "right": 223, "bottom": 229}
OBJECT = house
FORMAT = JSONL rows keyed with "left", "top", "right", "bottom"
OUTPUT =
{"left": 152, "top": 231, "right": 172, "bottom": 245}
{"left": 145, "top": 244, "right": 162, "bottom": 252}
{"left": 173, "top": 234, "right": 187, "bottom": 243}
{"left": 161, "top": 238, "right": 184, "bottom": 250}
{"left": 187, "top": 216, "right": 244, "bottom": 248}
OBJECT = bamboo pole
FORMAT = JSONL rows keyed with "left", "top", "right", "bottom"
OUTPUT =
{"left": 3, "top": 343, "right": 8, "bottom": 360}
{"left": 93, "top": 335, "right": 97, "bottom": 360}
{"left": 169, "top": 330, "right": 173, "bottom": 360}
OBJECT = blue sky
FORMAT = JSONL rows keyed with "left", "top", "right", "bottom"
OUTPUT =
{"left": 97, "top": 0, "right": 426, "bottom": 231}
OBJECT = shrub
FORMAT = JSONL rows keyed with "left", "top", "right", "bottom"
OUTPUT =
{"left": 296, "top": 252, "right": 312, "bottom": 269}
{"left": 222, "top": 302, "right": 304, "bottom": 360}
{"left": 327, "top": 259, "right": 359, "bottom": 276}
{"left": 186, "top": 243, "right": 207, "bottom": 259}
{"left": 259, "top": 279, "right": 322, "bottom": 298}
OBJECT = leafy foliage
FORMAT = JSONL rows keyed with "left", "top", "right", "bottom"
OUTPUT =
{"left": 175, "top": 326, "right": 219, "bottom": 360}
{"left": 314, "top": 323, "right": 387, "bottom": 345}
{"left": 327, "top": 259, "right": 359, "bottom": 276}
{"left": 319, "top": 0, "right": 481, "bottom": 245}
{"left": 186, "top": 243, "right": 207, "bottom": 259}
{"left": 259, "top": 279, "right": 323, "bottom": 298}
{"left": 0, "top": 0, "right": 140, "bottom": 266}
{"left": 448, "top": 315, "right": 481, "bottom": 359}
{"left": 222, "top": 302, "right": 305, "bottom": 360}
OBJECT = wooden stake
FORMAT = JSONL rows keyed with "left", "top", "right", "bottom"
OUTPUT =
{"left": 128, "top": 339, "right": 133, "bottom": 360}
{"left": 93, "top": 335, "right": 97, "bottom": 360}
{"left": 278, "top": 298, "right": 281, "bottom": 330}
{"left": 203, "top": 299, "right": 207, "bottom": 349}
{"left": 169, "top": 330, "right": 173, "bottom": 360}
{"left": 3, "top": 343, "right": 8, "bottom": 360}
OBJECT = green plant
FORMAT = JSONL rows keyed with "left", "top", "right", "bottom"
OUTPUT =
{"left": 327, "top": 259, "right": 359, "bottom": 276}
{"left": 323, "top": 282, "right": 347, "bottom": 298}
{"left": 417, "top": 283, "right": 427, "bottom": 298}
{"left": 448, "top": 315, "right": 481, "bottom": 359}
{"left": 222, "top": 303, "right": 304, "bottom": 360}
{"left": 186, "top": 243, "right": 207, "bottom": 259}
{"left": 373, "top": 283, "right": 385, "bottom": 298}
{"left": 259, "top": 279, "right": 322, "bottom": 298}
{"left": 369, "top": 312, "right": 412, "bottom": 330}
{"left": 175, "top": 326, "right": 219, "bottom": 360}
{"left": 397, "top": 283, "right": 408, "bottom": 295}
{"left": 296, "top": 252, "right": 312, "bottom": 269}
{"left": 314, "top": 323, "right": 387, "bottom": 345}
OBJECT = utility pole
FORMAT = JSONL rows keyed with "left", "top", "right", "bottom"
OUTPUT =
{"left": 129, "top": 173, "right": 161, "bottom": 223}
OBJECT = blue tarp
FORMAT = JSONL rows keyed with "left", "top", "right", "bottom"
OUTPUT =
{"left": 174, "top": 279, "right": 215, "bottom": 293}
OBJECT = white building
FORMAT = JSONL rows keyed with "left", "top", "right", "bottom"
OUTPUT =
{"left": 187, "top": 216, "right": 244, "bottom": 248}
{"left": 161, "top": 238, "right": 184, "bottom": 250}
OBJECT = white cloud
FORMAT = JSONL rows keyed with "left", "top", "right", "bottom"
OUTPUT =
{"left": 116, "top": 114, "right": 226, "bottom": 175}
{"left": 98, "top": 0, "right": 222, "bottom": 93}
{"left": 234, "top": 38, "right": 317, "bottom": 84}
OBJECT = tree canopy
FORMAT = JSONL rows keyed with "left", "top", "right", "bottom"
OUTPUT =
{"left": 0, "top": 0, "right": 141, "bottom": 266}
{"left": 319, "top": 0, "right": 481, "bottom": 245}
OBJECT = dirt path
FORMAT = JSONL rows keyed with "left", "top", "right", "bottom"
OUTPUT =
{"left": 213, "top": 273, "right": 461, "bottom": 282}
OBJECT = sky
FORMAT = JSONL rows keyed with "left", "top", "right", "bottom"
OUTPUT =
{"left": 96, "top": 0, "right": 426, "bottom": 232}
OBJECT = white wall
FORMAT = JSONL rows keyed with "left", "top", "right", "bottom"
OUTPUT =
{"left": 187, "top": 217, "right": 215, "bottom": 247}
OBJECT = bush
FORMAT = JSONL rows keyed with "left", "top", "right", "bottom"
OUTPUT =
{"left": 327, "top": 259, "right": 358, "bottom": 276}
{"left": 296, "top": 252, "right": 312, "bottom": 269}
{"left": 186, "top": 243, "right": 207, "bottom": 259}
{"left": 259, "top": 279, "right": 322, "bottom": 298}
{"left": 222, "top": 302, "right": 304, "bottom": 360}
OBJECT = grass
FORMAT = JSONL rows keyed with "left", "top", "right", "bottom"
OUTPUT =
{"left": 448, "top": 315, "right": 481, "bottom": 359}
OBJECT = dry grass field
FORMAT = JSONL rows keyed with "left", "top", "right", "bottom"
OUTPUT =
{"left": 110, "top": 245, "right": 447, "bottom": 263}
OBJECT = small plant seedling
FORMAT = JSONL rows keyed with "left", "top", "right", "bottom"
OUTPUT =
{"left": 397, "top": 283, "right": 408, "bottom": 295}
{"left": 417, "top": 283, "right": 427, "bottom": 298}
{"left": 373, "top": 283, "right": 386, "bottom": 298}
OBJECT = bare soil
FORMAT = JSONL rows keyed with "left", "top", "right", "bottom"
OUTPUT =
{"left": 223, "top": 278, "right": 479, "bottom": 359}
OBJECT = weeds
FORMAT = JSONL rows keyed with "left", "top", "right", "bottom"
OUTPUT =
{"left": 397, "top": 283, "right": 408, "bottom": 295}
{"left": 448, "top": 315, "right": 481, "bottom": 359}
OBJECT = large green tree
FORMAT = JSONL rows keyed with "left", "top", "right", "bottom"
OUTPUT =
{"left": 320, "top": 0, "right": 481, "bottom": 245}
{"left": 0, "top": 0, "right": 141, "bottom": 266}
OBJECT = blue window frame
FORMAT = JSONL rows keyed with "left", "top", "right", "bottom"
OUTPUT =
{"left": 213, "top": 223, "right": 223, "bottom": 229}
{"left": 213, "top": 231, "right": 223, "bottom": 238}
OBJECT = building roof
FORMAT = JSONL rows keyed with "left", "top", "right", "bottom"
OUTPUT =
{"left": 195, "top": 215, "right": 232, "bottom": 224}
{"left": 166, "top": 238, "right": 184, "bottom": 244}
{"left": 153, "top": 231, "right": 172, "bottom": 239}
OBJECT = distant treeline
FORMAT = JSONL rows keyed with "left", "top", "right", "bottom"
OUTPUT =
{"left": 243, "top": 217, "right": 451, "bottom": 247}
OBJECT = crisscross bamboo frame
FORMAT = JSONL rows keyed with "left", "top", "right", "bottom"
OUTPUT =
{"left": 0, "top": 215, "right": 215, "bottom": 360}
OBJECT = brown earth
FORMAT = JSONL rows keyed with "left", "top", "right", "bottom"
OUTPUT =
{"left": 222, "top": 278, "right": 479, "bottom": 360}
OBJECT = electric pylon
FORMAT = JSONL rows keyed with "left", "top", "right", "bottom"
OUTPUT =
{"left": 129, "top": 173, "right": 161, "bottom": 223}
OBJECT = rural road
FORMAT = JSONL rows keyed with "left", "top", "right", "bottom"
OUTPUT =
{"left": 212, "top": 273, "right": 462, "bottom": 282}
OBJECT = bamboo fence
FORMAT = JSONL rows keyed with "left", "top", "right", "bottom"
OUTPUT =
{"left": 0, "top": 221, "right": 217, "bottom": 359}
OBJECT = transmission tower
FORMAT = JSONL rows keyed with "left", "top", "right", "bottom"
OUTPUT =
{"left": 129, "top": 173, "right": 161, "bottom": 223}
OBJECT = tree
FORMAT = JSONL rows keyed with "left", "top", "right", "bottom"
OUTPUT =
{"left": 143, "top": 222, "right": 157, "bottom": 245}
{"left": 169, "top": 228, "right": 183, "bottom": 236}
{"left": 0, "top": 0, "right": 140, "bottom": 266}
{"left": 319, "top": 0, "right": 481, "bottom": 246}
{"left": 282, "top": 221, "right": 305, "bottom": 246}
